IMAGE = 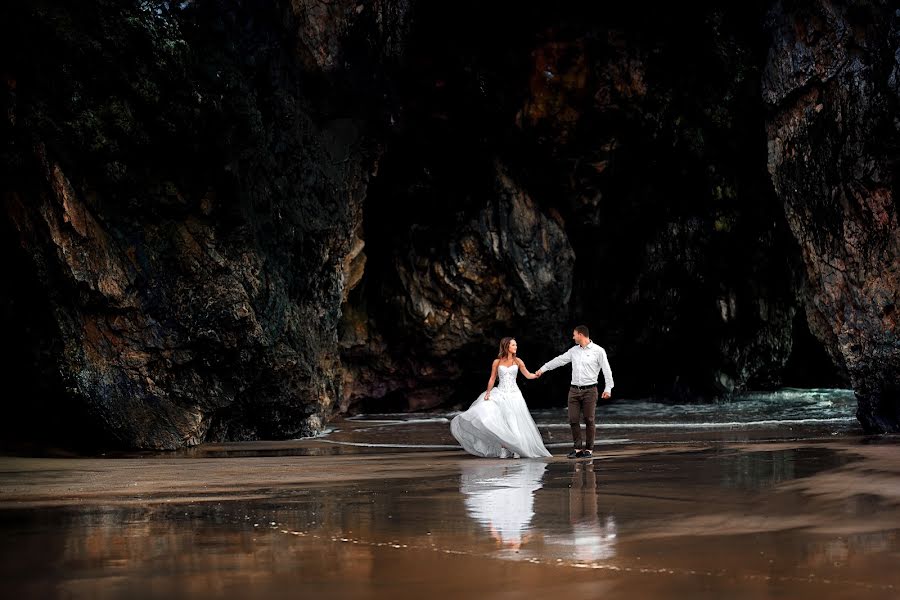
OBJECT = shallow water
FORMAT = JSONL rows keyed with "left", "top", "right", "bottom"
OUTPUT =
{"left": 307, "top": 387, "right": 863, "bottom": 454}
{"left": 2, "top": 389, "right": 898, "bottom": 599}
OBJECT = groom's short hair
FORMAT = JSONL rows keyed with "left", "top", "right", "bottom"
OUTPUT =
{"left": 574, "top": 325, "right": 590, "bottom": 337}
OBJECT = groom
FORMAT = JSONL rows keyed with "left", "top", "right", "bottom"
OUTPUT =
{"left": 536, "top": 325, "right": 614, "bottom": 459}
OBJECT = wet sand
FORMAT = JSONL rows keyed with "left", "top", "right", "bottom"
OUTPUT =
{"left": 1, "top": 420, "right": 899, "bottom": 599}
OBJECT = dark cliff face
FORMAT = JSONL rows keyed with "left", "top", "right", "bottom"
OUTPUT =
{"left": 510, "top": 3, "right": 805, "bottom": 400}
{"left": 1, "top": 0, "right": 402, "bottom": 448}
{"left": 762, "top": 0, "right": 900, "bottom": 432}
{"left": 345, "top": 1, "right": 839, "bottom": 408}
{"left": 1, "top": 0, "right": 894, "bottom": 449}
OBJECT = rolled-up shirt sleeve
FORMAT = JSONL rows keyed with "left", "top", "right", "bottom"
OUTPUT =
{"left": 600, "top": 348, "right": 614, "bottom": 393}
{"left": 540, "top": 349, "right": 572, "bottom": 373}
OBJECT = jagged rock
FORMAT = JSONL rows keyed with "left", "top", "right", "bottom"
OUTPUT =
{"left": 340, "top": 163, "right": 574, "bottom": 410}
{"left": 762, "top": 0, "right": 900, "bottom": 432}
{"left": 509, "top": 5, "right": 808, "bottom": 400}
{"left": 393, "top": 163, "right": 574, "bottom": 355}
{"left": 2, "top": 0, "right": 894, "bottom": 447}
{"left": 1, "top": 0, "right": 400, "bottom": 448}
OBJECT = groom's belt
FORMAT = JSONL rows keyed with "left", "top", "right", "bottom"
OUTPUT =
{"left": 569, "top": 383, "right": 598, "bottom": 390}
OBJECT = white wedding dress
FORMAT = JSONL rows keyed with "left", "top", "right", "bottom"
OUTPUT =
{"left": 450, "top": 364, "right": 552, "bottom": 458}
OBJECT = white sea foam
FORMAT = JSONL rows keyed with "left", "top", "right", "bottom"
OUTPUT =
{"left": 291, "top": 428, "right": 336, "bottom": 440}
{"left": 540, "top": 417, "right": 856, "bottom": 429}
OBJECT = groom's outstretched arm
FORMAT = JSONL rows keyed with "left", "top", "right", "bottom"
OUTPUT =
{"left": 537, "top": 349, "right": 572, "bottom": 375}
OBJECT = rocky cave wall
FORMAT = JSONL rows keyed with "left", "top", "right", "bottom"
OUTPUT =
{"left": 1, "top": 0, "right": 895, "bottom": 448}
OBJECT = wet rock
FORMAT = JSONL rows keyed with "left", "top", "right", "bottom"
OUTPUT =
{"left": 0, "top": 0, "right": 405, "bottom": 448}
{"left": 762, "top": 0, "right": 900, "bottom": 432}
{"left": 509, "top": 5, "right": 809, "bottom": 399}
{"left": 392, "top": 163, "right": 574, "bottom": 355}
{"left": 341, "top": 163, "right": 574, "bottom": 410}
{"left": 3, "top": 0, "right": 895, "bottom": 446}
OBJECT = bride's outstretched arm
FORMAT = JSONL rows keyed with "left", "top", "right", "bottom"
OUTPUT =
{"left": 485, "top": 359, "right": 499, "bottom": 400}
{"left": 515, "top": 358, "right": 539, "bottom": 380}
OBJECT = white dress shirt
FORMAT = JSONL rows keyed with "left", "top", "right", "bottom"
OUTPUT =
{"left": 539, "top": 341, "right": 614, "bottom": 393}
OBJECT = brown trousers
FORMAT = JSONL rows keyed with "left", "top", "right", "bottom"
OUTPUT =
{"left": 568, "top": 386, "right": 599, "bottom": 449}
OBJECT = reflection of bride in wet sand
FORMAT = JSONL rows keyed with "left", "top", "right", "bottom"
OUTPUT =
{"left": 459, "top": 461, "right": 548, "bottom": 550}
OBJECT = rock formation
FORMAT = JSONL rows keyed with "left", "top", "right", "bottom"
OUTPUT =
{"left": 1, "top": 0, "right": 402, "bottom": 448}
{"left": 1, "top": 0, "right": 895, "bottom": 448}
{"left": 763, "top": 0, "right": 899, "bottom": 431}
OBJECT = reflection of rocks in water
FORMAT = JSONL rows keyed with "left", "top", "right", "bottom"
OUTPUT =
{"left": 722, "top": 449, "right": 797, "bottom": 490}
{"left": 0, "top": 502, "right": 383, "bottom": 598}
{"left": 459, "top": 461, "right": 547, "bottom": 550}
{"left": 721, "top": 448, "right": 856, "bottom": 491}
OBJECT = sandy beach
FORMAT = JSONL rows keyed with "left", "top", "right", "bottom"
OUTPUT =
{"left": 2, "top": 413, "right": 899, "bottom": 599}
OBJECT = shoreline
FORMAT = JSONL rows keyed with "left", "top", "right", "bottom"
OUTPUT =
{"left": 0, "top": 435, "right": 896, "bottom": 508}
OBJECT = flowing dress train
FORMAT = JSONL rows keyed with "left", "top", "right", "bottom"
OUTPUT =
{"left": 450, "top": 364, "right": 551, "bottom": 458}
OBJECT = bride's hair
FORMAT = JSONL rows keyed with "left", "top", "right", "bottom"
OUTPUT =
{"left": 497, "top": 337, "right": 515, "bottom": 359}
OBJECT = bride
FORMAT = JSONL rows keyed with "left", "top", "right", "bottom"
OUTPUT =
{"left": 450, "top": 337, "right": 552, "bottom": 459}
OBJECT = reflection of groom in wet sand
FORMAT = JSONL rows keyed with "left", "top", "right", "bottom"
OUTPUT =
{"left": 536, "top": 325, "right": 614, "bottom": 459}
{"left": 568, "top": 460, "right": 617, "bottom": 561}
